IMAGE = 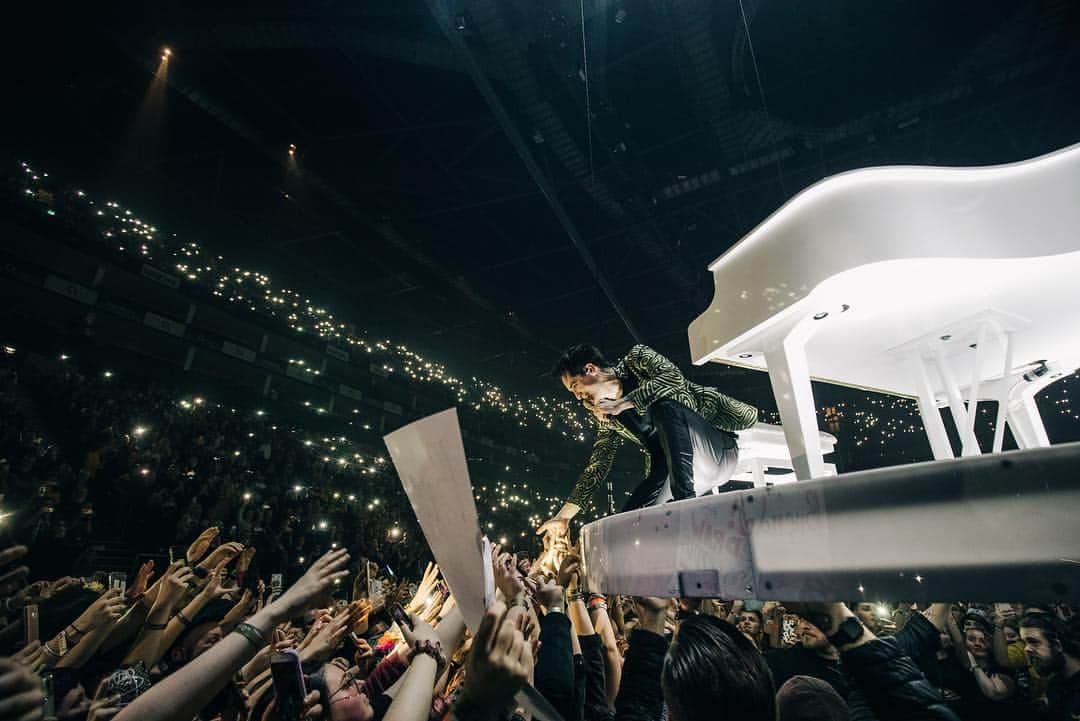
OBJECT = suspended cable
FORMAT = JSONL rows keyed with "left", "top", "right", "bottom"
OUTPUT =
{"left": 738, "top": 0, "right": 787, "bottom": 197}
{"left": 580, "top": 0, "right": 595, "bottom": 189}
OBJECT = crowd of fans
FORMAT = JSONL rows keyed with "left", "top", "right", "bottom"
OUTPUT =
{"left": 1, "top": 320, "right": 1079, "bottom": 721}
{"left": 1, "top": 499, "right": 1078, "bottom": 721}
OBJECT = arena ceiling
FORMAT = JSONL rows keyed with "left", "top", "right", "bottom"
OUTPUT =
{"left": 9, "top": 0, "right": 1080, "bottom": 395}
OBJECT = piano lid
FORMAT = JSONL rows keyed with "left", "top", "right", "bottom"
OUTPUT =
{"left": 689, "top": 143, "right": 1080, "bottom": 398}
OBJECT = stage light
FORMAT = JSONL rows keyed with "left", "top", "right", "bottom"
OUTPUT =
{"left": 318, "top": 520, "right": 328, "bottom": 530}
{"left": 194, "top": 397, "right": 204, "bottom": 406}
{"left": 388, "top": 527, "right": 401, "bottom": 539}
{"left": 133, "top": 426, "right": 147, "bottom": 437}
{"left": 288, "top": 143, "right": 296, "bottom": 155}
{"left": 293, "top": 484, "right": 303, "bottom": 493}
{"left": 103, "top": 371, "right": 113, "bottom": 378}
{"left": 243, "top": 492, "right": 252, "bottom": 501}
{"left": 59, "top": 354, "right": 69, "bottom": 361}
{"left": 162, "top": 47, "right": 172, "bottom": 57}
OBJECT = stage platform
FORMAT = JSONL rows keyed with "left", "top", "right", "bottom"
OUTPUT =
{"left": 580, "top": 441, "right": 1080, "bottom": 602}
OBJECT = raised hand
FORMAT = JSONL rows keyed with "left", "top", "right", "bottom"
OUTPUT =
{"left": 272, "top": 549, "right": 351, "bottom": 620}
{"left": 222, "top": 589, "right": 255, "bottom": 630}
{"left": 455, "top": 602, "right": 532, "bottom": 711}
{"left": 0, "top": 545, "right": 29, "bottom": 599}
{"left": 157, "top": 565, "right": 196, "bottom": 611}
{"left": 401, "top": 614, "right": 440, "bottom": 648}
{"left": 128, "top": 561, "right": 155, "bottom": 601}
{"left": 491, "top": 545, "right": 525, "bottom": 601}
{"left": 557, "top": 553, "right": 581, "bottom": 592}
{"left": 12, "top": 640, "right": 45, "bottom": 675}
{"left": 525, "top": 576, "right": 564, "bottom": 610}
{"left": 186, "top": 527, "right": 220, "bottom": 564}
{"left": 349, "top": 599, "right": 372, "bottom": 636}
{"left": 78, "top": 588, "right": 127, "bottom": 630}
{"left": 197, "top": 542, "right": 244, "bottom": 572}
{"left": 0, "top": 656, "right": 44, "bottom": 721}
{"left": 299, "top": 607, "right": 352, "bottom": 663}
{"left": 235, "top": 546, "right": 256, "bottom": 575}
{"left": 535, "top": 517, "right": 569, "bottom": 540}
{"left": 200, "top": 560, "right": 239, "bottom": 600}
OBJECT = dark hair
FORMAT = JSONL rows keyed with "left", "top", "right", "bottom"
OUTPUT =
{"left": 551, "top": 344, "right": 610, "bottom": 381}
{"left": 662, "top": 615, "right": 775, "bottom": 721}
{"left": 1021, "top": 613, "right": 1080, "bottom": 657}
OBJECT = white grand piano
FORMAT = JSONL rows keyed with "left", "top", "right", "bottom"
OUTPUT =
{"left": 580, "top": 144, "right": 1080, "bottom": 601}
{"left": 691, "top": 142, "right": 1080, "bottom": 479}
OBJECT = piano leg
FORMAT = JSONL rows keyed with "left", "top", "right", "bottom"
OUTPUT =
{"left": 1008, "top": 389, "right": 1051, "bottom": 449}
{"left": 764, "top": 323, "right": 826, "bottom": 481}
{"left": 909, "top": 354, "right": 955, "bottom": 460}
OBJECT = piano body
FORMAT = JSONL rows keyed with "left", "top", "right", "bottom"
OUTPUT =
{"left": 690, "top": 142, "right": 1080, "bottom": 479}
{"left": 580, "top": 144, "right": 1080, "bottom": 600}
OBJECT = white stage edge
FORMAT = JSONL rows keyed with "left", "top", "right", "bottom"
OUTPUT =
{"left": 581, "top": 442, "right": 1080, "bottom": 601}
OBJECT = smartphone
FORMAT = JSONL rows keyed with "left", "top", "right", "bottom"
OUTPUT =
{"left": 24, "top": 604, "right": 39, "bottom": 645}
{"left": 270, "top": 649, "right": 307, "bottom": 720}
{"left": 108, "top": 572, "right": 127, "bottom": 597}
{"left": 271, "top": 573, "right": 284, "bottom": 595}
{"left": 781, "top": 614, "right": 798, "bottom": 646}
{"left": 45, "top": 668, "right": 76, "bottom": 721}
{"left": 391, "top": 604, "right": 413, "bottom": 631}
{"left": 42, "top": 672, "right": 57, "bottom": 721}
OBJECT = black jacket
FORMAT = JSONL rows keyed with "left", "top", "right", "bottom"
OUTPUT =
{"left": 613, "top": 629, "right": 668, "bottom": 721}
{"left": 842, "top": 637, "right": 962, "bottom": 721}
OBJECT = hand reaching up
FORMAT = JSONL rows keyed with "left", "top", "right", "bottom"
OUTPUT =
{"left": 0, "top": 656, "right": 44, "bottom": 721}
{"left": 197, "top": 542, "right": 244, "bottom": 572}
{"left": 491, "top": 545, "right": 525, "bottom": 601}
{"left": 0, "top": 544, "right": 29, "bottom": 599}
{"left": 186, "top": 527, "right": 219, "bottom": 564}
{"left": 272, "top": 549, "right": 351, "bottom": 620}
{"left": 455, "top": 602, "right": 532, "bottom": 713}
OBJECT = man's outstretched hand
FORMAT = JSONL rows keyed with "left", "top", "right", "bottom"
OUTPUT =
{"left": 535, "top": 517, "right": 569, "bottom": 538}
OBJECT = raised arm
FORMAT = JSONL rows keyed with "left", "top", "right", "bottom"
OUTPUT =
{"left": 114, "top": 548, "right": 351, "bottom": 721}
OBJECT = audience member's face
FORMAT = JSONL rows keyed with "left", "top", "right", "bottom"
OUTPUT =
{"left": 736, "top": 611, "right": 762, "bottom": 640}
{"left": 1020, "top": 626, "right": 1064, "bottom": 675}
{"left": 797, "top": 618, "right": 831, "bottom": 652}
{"left": 853, "top": 603, "right": 882, "bottom": 634}
{"left": 192, "top": 624, "right": 224, "bottom": 659}
{"left": 965, "top": 628, "right": 990, "bottom": 659}
{"left": 322, "top": 662, "right": 375, "bottom": 721}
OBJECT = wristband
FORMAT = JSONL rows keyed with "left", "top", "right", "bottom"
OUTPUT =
{"left": 234, "top": 622, "right": 266, "bottom": 650}
{"left": 411, "top": 639, "right": 446, "bottom": 668}
{"left": 176, "top": 611, "right": 193, "bottom": 626}
{"left": 567, "top": 591, "right": 586, "bottom": 603}
{"left": 69, "top": 622, "right": 85, "bottom": 636}
{"left": 507, "top": 597, "right": 529, "bottom": 611}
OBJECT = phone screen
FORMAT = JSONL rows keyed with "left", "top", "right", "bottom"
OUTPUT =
{"left": 270, "top": 650, "right": 306, "bottom": 720}
{"left": 270, "top": 573, "right": 284, "bottom": 594}
{"left": 24, "top": 604, "right": 40, "bottom": 644}
{"left": 391, "top": 604, "right": 413, "bottom": 630}
{"left": 781, "top": 614, "right": 798, "bottom": 646}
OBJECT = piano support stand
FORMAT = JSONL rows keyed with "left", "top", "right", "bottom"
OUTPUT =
{"left": 909, "top": 355, "right": 954, "bottom": 460}
{"left": 764, "top": 320, "right": 826, "bottom": 481}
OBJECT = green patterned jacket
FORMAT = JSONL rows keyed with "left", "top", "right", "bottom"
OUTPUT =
{"left": 567, "top": 344, "right": 758, "bottom": 511}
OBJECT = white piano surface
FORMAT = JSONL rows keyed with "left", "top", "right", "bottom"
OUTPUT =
{"left": 689, "top": 142, "right": 1080, "bottom": 397}
{"left": 734, "top": 422, "right": 837, "bottom": 486}
{"left": 688, "top": 143, "right": 1080, "bottom": 475}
